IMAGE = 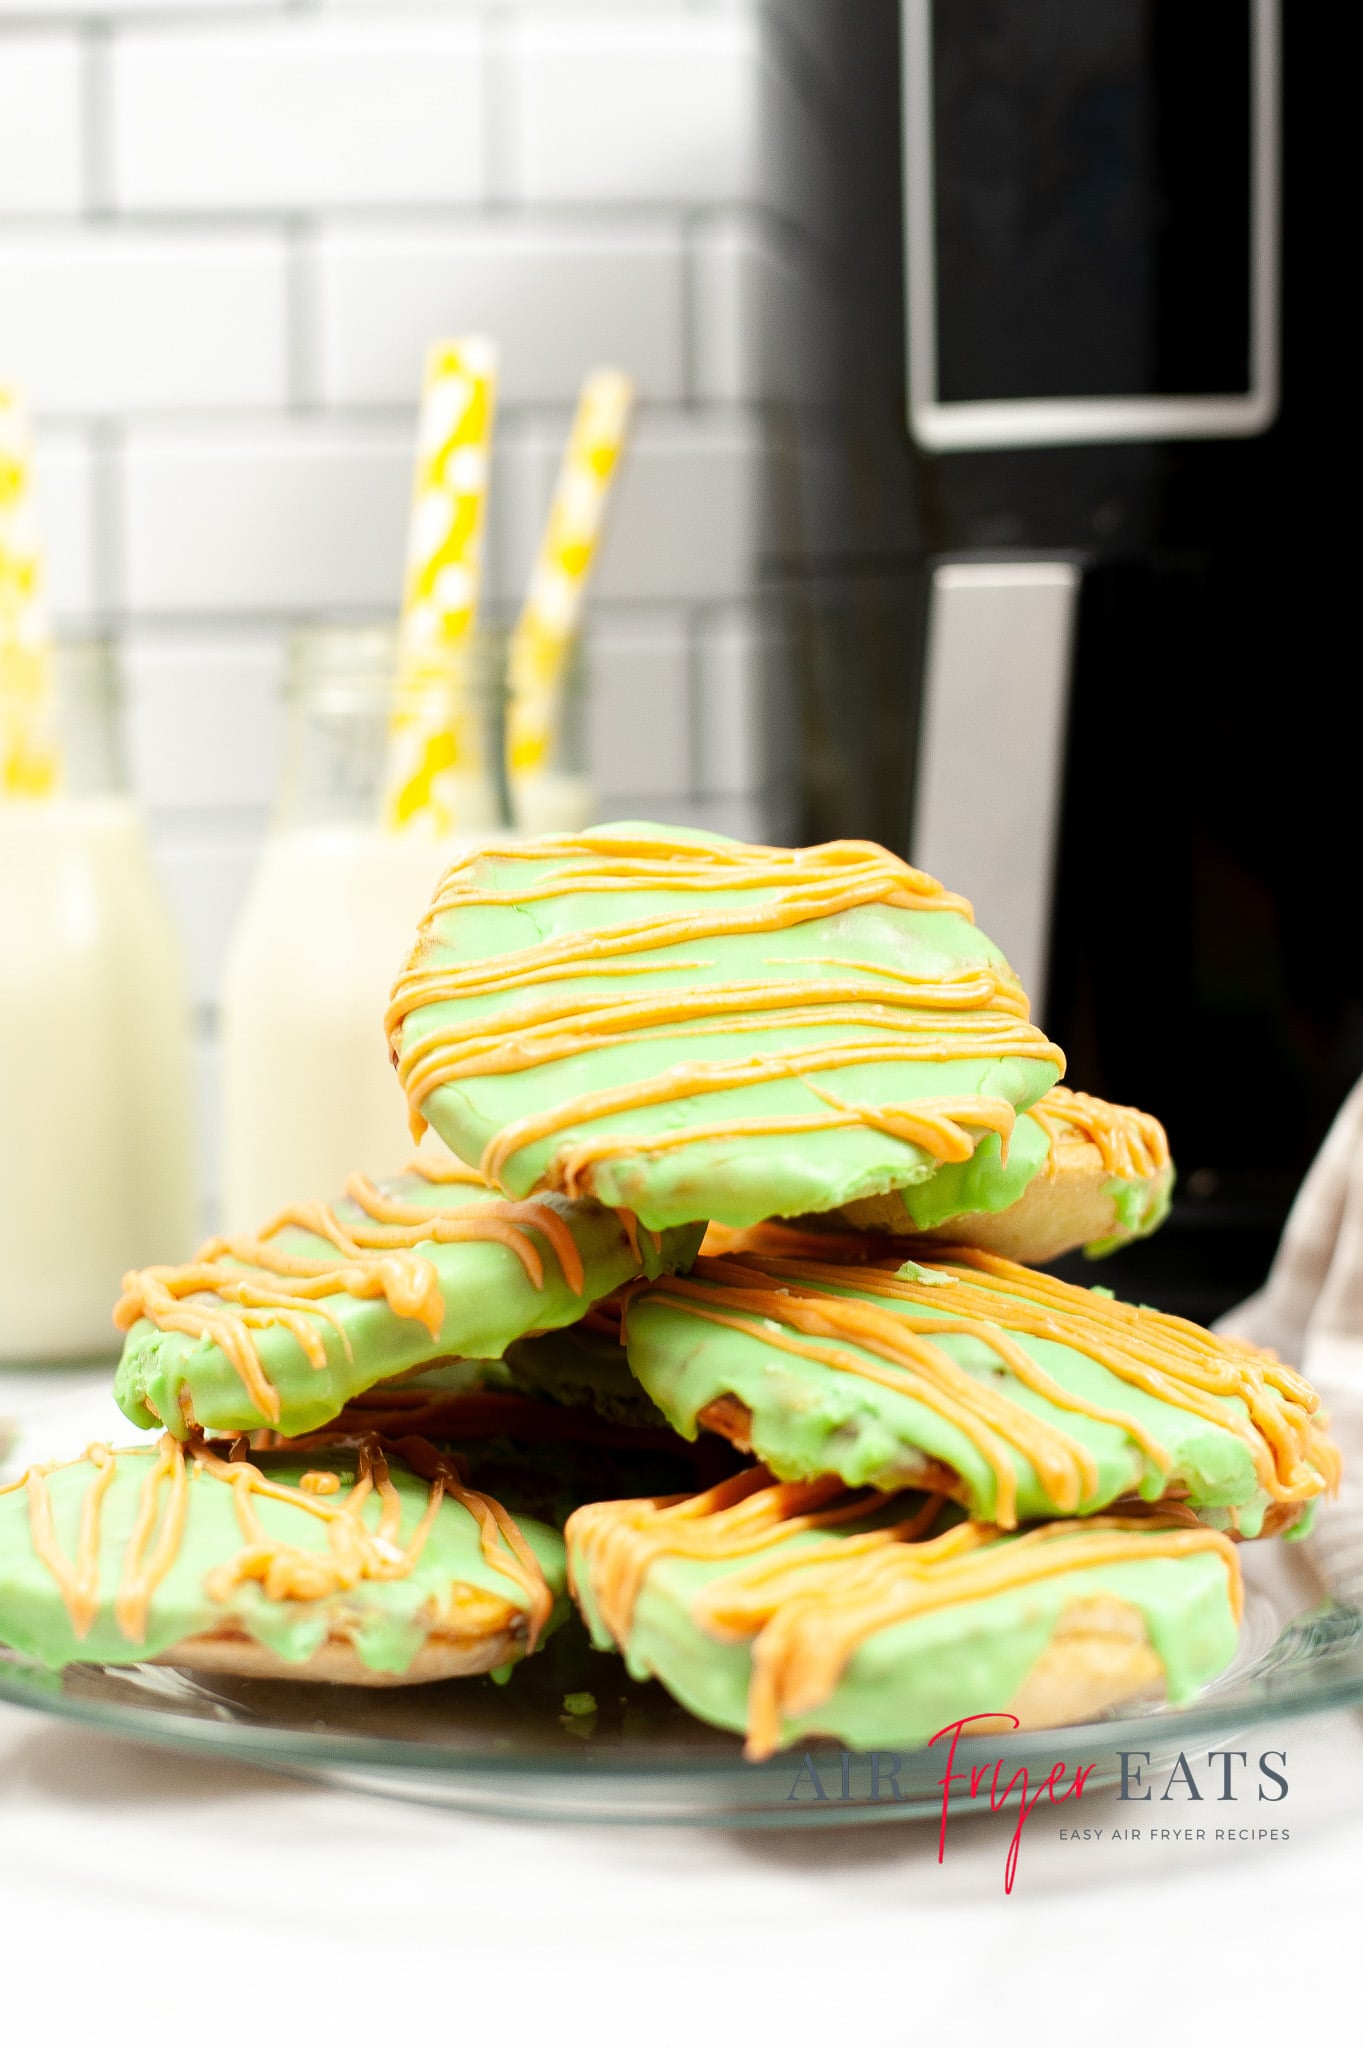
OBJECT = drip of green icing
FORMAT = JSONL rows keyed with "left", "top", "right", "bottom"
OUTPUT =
{"left": 886, "top": 1117, "right": 1053, "bottom": 1232}
{"left": 1084, "top": 1169, "right": 1176, "bottom": 1260}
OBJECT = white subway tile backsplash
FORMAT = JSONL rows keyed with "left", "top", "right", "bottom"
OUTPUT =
{"left": 607, "top": 788, "right": 788, "bottom": 842}
{"left": 585, "top": 618, "right": 692, "bottom": 798}
{"left": 592, "top": 422, "right": 768, "bottom": 603}
{"left": 504, "top": 15, "right": 829, "bottom": 236}
{"left": 123, "top": 632, "right": 283, "bottom": 813}
{"left": 0, "top": 232, "right": 287, "bottom": 414}
{"left": 590, "top": 791, "right": 694, "bottom": 831}
{"left": 121, "top": 423, "right": 412, "bottom": 615}
{"left": 0, "top": 35, "right": 82, "bottom": 217}
{"left": 317, "top": 224, "right": 686, "bottom": 406}
{"left": 512, "top": 18, "right": 760, "bottom": 205}
{"left": 691, "top": 219, "right": 840, "bottom": 405}
{"left": 0, "top": 0, "right": 846, "bottom": 1227}
{"left": 691, "top": 790, "right": 793, "bottom": 841}
{"left": 695, "top": 609, "right": 793, "bottom": 797}
{"left": 690, "top": 224, "right": 756, "bottom": 408}
{"left": 499, "top": 414, "right": 768, "bottom": 606}
{"left": 111, "top": 20, "right": 484, "bottom": 211}
{"left": 33, "top": 434, "right": 100, "bottom": 623}
{"left": 0, "top": 2, "right": 266, "bottom": 12}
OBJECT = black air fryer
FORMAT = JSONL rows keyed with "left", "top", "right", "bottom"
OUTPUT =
{"left": 779, "top": 0, "right": 1350, "bottom": 1323}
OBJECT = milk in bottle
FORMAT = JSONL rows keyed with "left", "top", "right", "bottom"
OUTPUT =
{"left": 221, "top": 629, "right": 510, "bottom": 1229}
{"left": 0, "top": 644, "right": 196, "bottom": 1360}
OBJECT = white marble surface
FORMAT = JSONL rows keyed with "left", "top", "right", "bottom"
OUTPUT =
{"left": 5, "top": 1369, "right": 1363, "bottom": 2041}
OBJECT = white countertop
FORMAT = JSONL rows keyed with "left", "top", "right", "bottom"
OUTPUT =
{"left": 5, "top": 1369, "right": 1363, "bottom": 2040}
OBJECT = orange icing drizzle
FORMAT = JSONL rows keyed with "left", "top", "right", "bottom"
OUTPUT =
{"left": 5, "top": 1441, "right": 119, "bottom": 1639}
{"left": 398, "top": 977, "right": 1038, "bottom": 1103}
{"left": 1031, "top": 1085, "right": 1171, "bottom": 1180}
{"left": 113, "top": 1170, "right": 595, "bottom": 1425}
{"left": 116, "top": 1433, "right": 192, "bottom": 1640}
{"left": 565, "top": 1467, "right": 936, "bottom": 1646}
{"left": 4, "top": 1435, "right": 554, "bottom": 1653}
{"left": 888, "top": 1250, "right": 1337, "bottom": 1496}
{"left": 725, "top": 1510, "right": 1243, "bottom": 1759}
{"left": 493, "top": 1080, "right": 1022, "bottom": 1201}
{"left": 384, "top": 833, "right": 1062, "bottom": 1185}
{"left": 377, "top": 1432, "right": 555, "bottom": 1646}
{"left": 194, "top": 1435, "right": 445, "bottom": 1607}
{"left": 699, "top": 1219, "right": 867, "bottom": 1261}
{"left": 638, "top": 1264, "right": 1120, "bottom": 1524}
{"left": 570, "top": 1475, "right": 1243, "bottom": 1759}
{"left": 637, "top": 1247, "right": 1338, "bottom": 1524}
{"left": 404, "top": 1153, "right": 491, "bottom": 1186}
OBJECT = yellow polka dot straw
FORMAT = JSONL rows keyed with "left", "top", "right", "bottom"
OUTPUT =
{"left": 383, "top": 337, "right": 499, "bottom": 834}
{"left": 0, "top": 385, "right": 60, "bottom": 800}
{"left": 506, "top": 368, "right": 635, "bottom": 797}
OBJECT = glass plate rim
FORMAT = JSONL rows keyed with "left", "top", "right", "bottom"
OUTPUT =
{"left": 4, "top": 1602, "right": 1363, "bottom": 1798}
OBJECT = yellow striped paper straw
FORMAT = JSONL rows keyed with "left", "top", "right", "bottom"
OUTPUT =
{"left": 505, "top": 368, "right": 634, "bottom": 793}
{"left": 0, "top": 386, "right": 60, "bottom": 799}
{"left": 383, "top": 336, "right": 499, "bottom": 834}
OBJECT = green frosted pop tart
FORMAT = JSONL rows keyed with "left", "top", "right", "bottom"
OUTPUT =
{"left": 114, "top": 1155, "right": 703, "bottom": 1440}
{"left": 567, "top": 1470, "right": 1243, "bottom": 1758}
{"left": 384, "top": 825, "right": 1065, "bottom": 1233}
{"left": 623, "top": 1234, "right": 1339, "bottom": 1535}
{"left": 0, "top": 1433, "right": 565, "bottom": 1684}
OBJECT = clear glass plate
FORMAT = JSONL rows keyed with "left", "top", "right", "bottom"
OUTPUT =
{"left": 2, "top": 1544, "right": 1360, "bottom": 1828}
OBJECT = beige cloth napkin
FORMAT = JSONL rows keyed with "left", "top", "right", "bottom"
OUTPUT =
{"left": 1217, "top": 1074, "right": 1363, "bottom": 1601}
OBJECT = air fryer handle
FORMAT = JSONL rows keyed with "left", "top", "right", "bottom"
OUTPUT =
{"left": 911, "top": 558, "right": 1081, "bottom": 1023}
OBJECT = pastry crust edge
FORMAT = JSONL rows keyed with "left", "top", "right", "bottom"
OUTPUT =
{"left": 837, "top": 1150, "right": 1174, "bottom": 1265}
{"left": 152, "top": 1616, "right": 525, "bottom": 1688}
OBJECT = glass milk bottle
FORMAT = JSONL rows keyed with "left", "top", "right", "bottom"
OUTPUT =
{"left": 506, "top": 638, "right": 597, "bottom": 837}
{"left": 220, "top": 627, "right": 509, "bottom": 1230}
{"left": 0, "top": 643, "right": 196, "bottom": 1362}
